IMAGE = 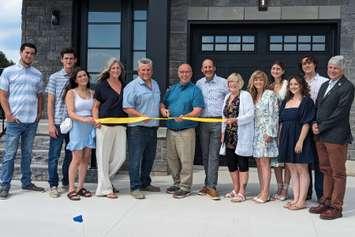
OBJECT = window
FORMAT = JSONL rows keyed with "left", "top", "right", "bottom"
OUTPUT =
{"left": 86, "top": 0, "right": 148, "bottom": 82}
{"left": 87, "top": 0, "right": 121, "bottom": 81}
{"left": 132, "top": 0, "right": 148, "bottom": 74}
{"left": 201, "top": 35, "right": 255, "bottom": 52}
{"left": 269, "top": 34, "right": 326, "bottom": 52}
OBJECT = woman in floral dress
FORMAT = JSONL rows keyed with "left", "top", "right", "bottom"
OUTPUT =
{"left": 248, "top": 70, "right": 279, "bottom": 203}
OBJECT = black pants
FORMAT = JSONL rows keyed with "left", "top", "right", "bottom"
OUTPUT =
{"left": 225, "top": 148, "right": 249, "bottom": 172}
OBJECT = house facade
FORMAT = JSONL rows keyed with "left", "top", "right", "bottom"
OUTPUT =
{"left": 21, "top": 0, "right": 355, "bottom": 173}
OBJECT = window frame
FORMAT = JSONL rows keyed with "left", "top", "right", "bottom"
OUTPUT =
{"left": 77, "top": 0, "right": 148, "bottom": 83}
{"left": 201, "top": 34, "right": 256, "bottom": 53}
{"left": 268, "top": 34, "right": 327, "bottom": 53}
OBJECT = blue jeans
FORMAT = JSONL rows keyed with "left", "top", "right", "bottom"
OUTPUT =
{"left": 127, "top": 126, "right": 157, "bottom": 191}
{"left": 48, "top": 124, "right": 72, "bottom": 187}
{"left": 199, "top": 122, "right": 221, "bottom": 188}
{"left": 0, "top": 122, "right": 38, "bottom": 190}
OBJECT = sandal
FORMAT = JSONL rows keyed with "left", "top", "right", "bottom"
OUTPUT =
{"left": 231, "top": 193, "right": 246, "bottom": 202}
{"left": 67, "top": 191, "right": 80, "bottom": 201}
{"left": 253, "top": 196, "right": 270, "bottom": 204}
{"left": 272, "top": 184, "right": 283, "bottom": 200}
{"left": 283, "top": 201, "right": 296, "bottom": 209}
{"left": 77, "top": 188, "right": 92, "bottom": 198}
{"left": 225, "top": 190, "right": 237, "bottom": 198}
{"left": 106, "top": 192, "right": 118, "bottom": 199}
{"left": 278, "top": 186, "right": 288, "bottom": 201}
{"left": 288, "top": 204, "right": 307, "bottom": 210}
{"left": 271, "top": 194, "right": 280, "bottom": 200}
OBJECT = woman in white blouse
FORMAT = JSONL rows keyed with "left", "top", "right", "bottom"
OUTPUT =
{"left": 221, "top": 73, "right": 254, "bottom": 202}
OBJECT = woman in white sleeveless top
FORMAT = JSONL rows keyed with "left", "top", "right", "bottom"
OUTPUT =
{"left": 269, "top": 61, "right": 290, "bottom": 201}
{"left": 63, "top": 68, "right": 95, "bottom": 201}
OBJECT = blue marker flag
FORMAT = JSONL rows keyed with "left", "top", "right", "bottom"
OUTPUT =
{"left": 73, "top": 215, "right": 83, "bottom": 223}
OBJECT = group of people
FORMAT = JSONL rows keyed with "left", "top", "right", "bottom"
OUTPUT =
{"left": 0, "top": 43, "right": 354, "bottom": 221}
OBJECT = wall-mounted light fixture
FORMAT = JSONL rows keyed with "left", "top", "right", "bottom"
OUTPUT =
{"left": 258, "top": 0, "right": 268, "bottom": 11}
{"left": 51, "top": 10, "right": 60, "bottom": 25}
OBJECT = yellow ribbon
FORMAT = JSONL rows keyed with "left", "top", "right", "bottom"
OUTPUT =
{"left": 96, "top": 116, "right": 224, "bottom": 124}
{"left": 181, "top": 117, "right": 224, "bottom": 123}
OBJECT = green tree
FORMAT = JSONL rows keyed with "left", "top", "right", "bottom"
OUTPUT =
{"left": 0, "top": 51, "right": 15, "bottom": 68}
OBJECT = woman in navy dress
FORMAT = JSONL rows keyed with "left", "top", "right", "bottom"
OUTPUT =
{"left": 279, "top": 75, "right": 315, "bottom": 210}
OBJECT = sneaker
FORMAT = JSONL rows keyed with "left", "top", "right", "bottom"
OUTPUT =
{"left": 130, "top": 190, "right": 145, "bottom": 199}
{"left": 166, "top": 185, "right": 180, "bottom": 194}
{"left": 60, "top": 185, "right": 69, "bottom": 193}
{"left": 0, "top": 189, "right": 9, "bottom": 200}
{"left": 140, "top": 185, "right": 161, "bottom": 192}
{"left": 197, "top": 186, "right": 208, "bottom": 196}
{"left": 206, "top": 187, "right": 220, "bottom": 200}
{"left": 49, "top": 186, "right": 60, "bottom": 198}
{"left": 22, "top": 183, "right": 45, "bottom": 192}
{"left": 173, "top": 189, "right": 191, "bottom": 199}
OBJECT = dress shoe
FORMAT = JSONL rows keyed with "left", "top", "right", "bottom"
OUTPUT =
{"left": 206, "top": 187, "right": 220, "bottom": 200}
{"left": 320, "top": 207, "right": 343, "bottom": 220}
{"left": 309, "top": 204, "right": 329, "bottom": 214}
{"left": 197, "top": 186, "right": 208, "bottom": 196}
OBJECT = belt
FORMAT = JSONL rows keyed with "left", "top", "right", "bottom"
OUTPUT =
{"left": 168, "top": 127, "right": 194, "bottom": 132}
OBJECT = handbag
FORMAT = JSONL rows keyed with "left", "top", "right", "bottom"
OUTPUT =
{"left": 219, "top": 143, "right": 226, "bottom": 156}
{"left": 60, "top": 117, "right": 72, "bottom": 134}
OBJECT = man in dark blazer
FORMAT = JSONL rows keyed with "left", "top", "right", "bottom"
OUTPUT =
{"left": 310, "top": 55, "right": 355, "bottom": 220}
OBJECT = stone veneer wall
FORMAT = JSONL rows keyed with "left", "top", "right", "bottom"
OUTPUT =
{"left": 22, "top": 0, "right": 73, "bottom": 84}
{"left": 19, "top": 0, "right": 168, "bottom": 179}
{"left": 169, "top": 0, "right": 355, "bottom": 159}
{"left": 22, "top": 0, "right": 73, "bottom": 120}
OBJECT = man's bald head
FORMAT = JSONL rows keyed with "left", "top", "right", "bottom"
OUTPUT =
{"left": 178, "top": 63, "right": 193, "bottom": 85}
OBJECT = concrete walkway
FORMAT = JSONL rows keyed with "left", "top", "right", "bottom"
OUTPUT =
{"left": 0, "top": 168, "right": 354, "bottom": 237}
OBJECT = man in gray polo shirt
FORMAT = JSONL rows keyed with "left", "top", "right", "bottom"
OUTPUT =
{"left": 46, "top": 48, "right": 77, "bottom": 198}
{"left": 196, "top": 57, "right": 228, "bottom": 200}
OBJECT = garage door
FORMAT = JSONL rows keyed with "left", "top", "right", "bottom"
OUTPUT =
{"left": 189, "top": 21, "right": 339, "bottom": 85}
{"left": 189, "top": 21, "right": 339, "bottom": 165}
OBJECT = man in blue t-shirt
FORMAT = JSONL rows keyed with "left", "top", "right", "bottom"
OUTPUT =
{"left": 161, "top": 63, "right": 204, "bottom": 198}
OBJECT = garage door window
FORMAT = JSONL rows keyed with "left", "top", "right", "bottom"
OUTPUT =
{"left": 269, "top": 35, "right": 326, "bottom": 52}
{"left": 202, "top": 35, "right": 255, "bottom": 52}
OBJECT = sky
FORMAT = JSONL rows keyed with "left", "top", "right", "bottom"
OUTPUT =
{"left": 0, "top": 0, "right": 22, "bottom": 63}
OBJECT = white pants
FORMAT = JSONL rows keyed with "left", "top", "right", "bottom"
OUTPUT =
{"left": 95, "top": 125, "right": 126, "bottom": 196}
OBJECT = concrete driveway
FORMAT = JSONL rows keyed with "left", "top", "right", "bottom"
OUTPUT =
{"left": 0, "top": 168, "right": 354, "bottom": 237}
